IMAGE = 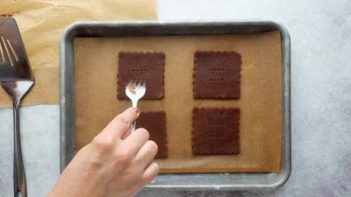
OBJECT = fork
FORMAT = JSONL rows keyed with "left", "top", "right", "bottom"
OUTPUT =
{"left": 125, "top": 80, "right": 146, "bottom": 132}
{"left": 0, "top": 18, "right": 35, "bottom": 197}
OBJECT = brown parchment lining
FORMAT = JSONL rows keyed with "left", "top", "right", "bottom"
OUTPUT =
{"left": 0, "top": 0, "right": 157, "bottom": 107}
{"left": 75, "top": 32, "right": 282, "bottom": 173}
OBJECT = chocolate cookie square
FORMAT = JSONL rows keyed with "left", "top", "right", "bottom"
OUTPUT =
{"left": 136, "top": 111, "right": 168, "bottom": 159}
{"left": 117, "top": 52, "right": 165, "bottom": 100}
{"left": 192, "top": 108, "right": 240, "bottom": 155}
{"left": 193, "top": 51, "right": 241, "bottom": 99}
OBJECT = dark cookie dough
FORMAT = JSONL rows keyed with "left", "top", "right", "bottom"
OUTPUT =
{"left": 193, "top": 51, "right": 241, "bottom": 99}
{"left": 136, "top": 111, "right": 168, "bottom": 159}
{"left": 192, "top": 107, "right": 240, "bottom": 155}
{"left": 117, "top": 52, "right": 165, "bottom": 100}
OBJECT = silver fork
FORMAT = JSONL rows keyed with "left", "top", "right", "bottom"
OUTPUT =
{"left": 0, "top": 18, "right": 35, "bottom": 197}
{"left": 125, "top": 80, "right": 146, "bottom": 132}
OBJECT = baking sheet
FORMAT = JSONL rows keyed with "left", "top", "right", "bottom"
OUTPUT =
{"left": 74, "top": 32, "right": 282, "bottom": 173}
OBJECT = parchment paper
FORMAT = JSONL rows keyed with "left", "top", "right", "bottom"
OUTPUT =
{"left": 0, "top": 0, "right": 157, "bottom": 107}
{"left": 75, "top": 32, "right": 282, "bottom": 173}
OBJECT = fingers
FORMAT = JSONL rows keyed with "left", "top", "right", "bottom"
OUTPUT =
{"left": 129, "top": 140, "right": 158, "bottom": 189}
{"left": 122, "top": 128, "right": 150, "bottom": 156}
{"left": 141, "top": 162, "right": 159, "bottom": 185}
{"left": 103, "top": 107, "right": 139, "bottom": 139}
{"left": 131, "top": 162, "right": 159, "bottom": 193}
{"left": 121, "top": 128, "right": 131, "bottom": 140}
{"left": 134, "top": 140, "right": 158, "bottom": 168}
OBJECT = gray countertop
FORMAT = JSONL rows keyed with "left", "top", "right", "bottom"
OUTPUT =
{"left": 1, "top": 0, "right": 351, "bottom": 196}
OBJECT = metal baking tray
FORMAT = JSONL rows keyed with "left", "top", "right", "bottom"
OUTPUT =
{"left": 60, "top": 21, "right": 291, "bottom": 191}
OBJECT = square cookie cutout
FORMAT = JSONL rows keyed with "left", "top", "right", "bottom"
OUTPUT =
{"left": 193, "top": 51, "right": 241, "bottom": 99}
{"left": 117, "top": 52, "right": 165, "bottom": 100}
{"left": 136, "top": 111, "right": 168, "bottom": 159}
{"left": 192, "top": 108, "right": 240, "bottom": 155}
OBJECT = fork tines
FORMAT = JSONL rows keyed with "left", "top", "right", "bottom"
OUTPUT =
{"left": 136, "top": 80, "right": 146, "bottom": 86}
{"left": 127, "top": 80, "right": 146, "bottom": 87}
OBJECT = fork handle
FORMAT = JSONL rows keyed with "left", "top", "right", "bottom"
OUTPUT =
{"left": 131, "top": 121, "right": 136, "bottom": 133}
{"left": 13, "top": 103, "right": 27, "bottom": 197}
{"left": 131, "top": 100, "right": 138, "bottom": 133}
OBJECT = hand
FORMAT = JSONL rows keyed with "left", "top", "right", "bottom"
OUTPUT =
{"left": 48, "top": 107, "right": 159, "bottom": 197}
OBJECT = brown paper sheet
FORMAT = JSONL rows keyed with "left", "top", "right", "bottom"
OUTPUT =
{"left": 0, "top": 0, "right": 157, "bottom": 107}
{"left": 75, "top": 32, "right": 282, "bottom": 173}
